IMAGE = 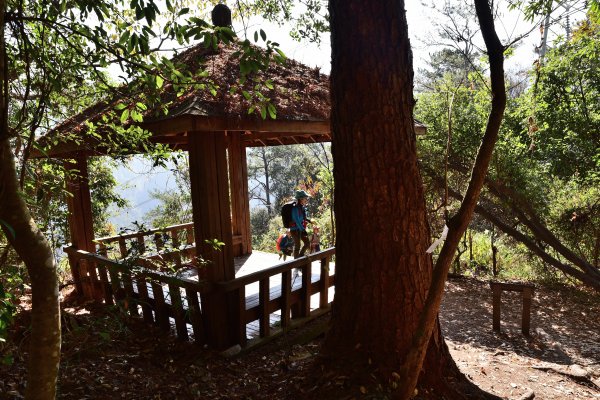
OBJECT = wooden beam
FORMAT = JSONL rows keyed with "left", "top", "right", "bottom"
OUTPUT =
{"left": 142, "top": 115, "right": 330, "bottom": 136}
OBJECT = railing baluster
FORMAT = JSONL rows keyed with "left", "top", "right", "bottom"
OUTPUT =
{"left": 319, "top": 256, "right": 330, "bottom": 309}
{"left": 96, "top": 263, "right": 113, "bottom": 305}
{"left": 151, "top": 281, "right": 170, "bottom": 331}
{"left": 122, "top": 272, "right": 139, "bottom": 317}
{"left": 185, "top": 288, "right": 203, "bottom": 343}
{"left": 169, "top": 283, "right": 188, "bottom": 340}
{"left": 300, "top": 259, "right": 311, "bottom": 318}
{"left": 118, "top": 238, "right": 128, "bottom": 259}
{"left": 170, "top": 229, "right": 182, "bottom": 268}
{"left": 234, "top": 286, "right": 247, "bottom": 346}
{"left": 136, "top": 233, "right": 146, "bottom": 254}
{"left": 281, "top": 270, "right": 291, "bottom": 329}
{"left": 259, "top": 278, "right": 270, "bottom": 337}
{"left": 186, "top": 226, "right": 194, "bottom": 245}
{"left": 136, "top": 275, "right": 154, "bottom": 324}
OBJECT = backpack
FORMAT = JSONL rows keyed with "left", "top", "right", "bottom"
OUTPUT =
{"left": 281, "top": 201, "right": 296, "bottom": 228}
{"left": 276, "top": 235, "right": 283, "bottom": 251}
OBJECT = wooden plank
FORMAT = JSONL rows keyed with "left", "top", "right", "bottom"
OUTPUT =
{"left": 281, "top": 270, "right": 291, "bottom": 329}
{"left": 259, "top": 278, "right": 270, "bottom": 337}
{"left": 169, "top": 283, "right": 188, "bottom": 340}
{"left": 151, "top": 281, "right": 170, "bottom": 331}
{"left": 122, "top": 272, "right": 139, "bottom": 317}
{"left": 490, "top": 281, "right": 535, "bottom": 292}
{"left": 185, "top": 288, "right": 204, "bottom": 343}
{"left": 319, "top": 257, "right": 330, "bottom": 309}
{"left": 170, "top": 230, "right": 182, "bottom": 267}
{"left": 136, "top": 276, "right": 154, "bottom": 324}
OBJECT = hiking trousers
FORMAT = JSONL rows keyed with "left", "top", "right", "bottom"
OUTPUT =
{"left": 291, "top": 230, "right": 310, "bottom": 258}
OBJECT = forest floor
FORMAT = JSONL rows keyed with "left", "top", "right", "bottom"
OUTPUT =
{"left": 1, "top": 276, "right": 599, "bottom": 399}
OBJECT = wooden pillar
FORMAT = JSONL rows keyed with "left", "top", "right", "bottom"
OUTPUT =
{"left": 491, "top": 283, "right": 501, "bottom": 332}
{"left": 188, "top": 131, "right": 235, "bottom": 349}
{"left": 228, "top": 132, "right": 252, "bottom": 256}
{"left": 64, "top": 156, "right": 98, "bottom": 299}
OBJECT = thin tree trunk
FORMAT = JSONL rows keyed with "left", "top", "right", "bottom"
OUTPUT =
{"left": 398, "top": 0, "right": 507, "bottom": 397}
{"left": 0, "top": 140, "right": 61, "bottom": 399}
{"left": 0, "top": 3, "right": 61, "bottom": 397}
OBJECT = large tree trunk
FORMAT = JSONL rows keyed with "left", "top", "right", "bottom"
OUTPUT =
{"left": 324, "top": 0, "right": 465, "bottom": 397}
{"left": 0, "top": 3, "right": 61, "bottom": 398}
{"left": 324, "top": 1, "right": 505, "bottom": 398}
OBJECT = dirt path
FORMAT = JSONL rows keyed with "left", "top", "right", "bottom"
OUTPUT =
{"left": 1, "top": 277, "right": 598, "bottom": 399}
{"left": 440, "top": 277, "right": 600, "bottom": 399}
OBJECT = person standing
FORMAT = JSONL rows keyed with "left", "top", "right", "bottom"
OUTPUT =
{"left": 289, "top": 190, "right": 312, "bottom": 258}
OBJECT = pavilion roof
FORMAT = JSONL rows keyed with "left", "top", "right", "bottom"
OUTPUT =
{"left": 35, "top": 40, "right": 425, "bottom": 157}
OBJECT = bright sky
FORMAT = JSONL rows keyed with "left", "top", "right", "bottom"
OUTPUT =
{"left": 234, "top": 0, "right": 586, "bottom": 77}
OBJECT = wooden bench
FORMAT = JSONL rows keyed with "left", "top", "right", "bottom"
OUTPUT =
{"left": 489, "top": 281, "right": 535, "bottom": 336}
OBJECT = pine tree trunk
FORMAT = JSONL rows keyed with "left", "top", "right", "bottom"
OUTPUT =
{"left": 0, "top": 4, "right": 61, "bottom": 397}
{"left": 324, "top": 1, "right": 505, "bottom": 398}
{"left": 324, "top": 0, "right": 458, "bottom": 394}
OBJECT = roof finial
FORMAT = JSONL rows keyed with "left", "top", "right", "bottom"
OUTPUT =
{"left": 211, "top": 3, "right": 232, "bottom": 28}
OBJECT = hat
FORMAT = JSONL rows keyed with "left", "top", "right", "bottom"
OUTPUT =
{"left": 295, "top": 190, "right": 310, "bottom": 200}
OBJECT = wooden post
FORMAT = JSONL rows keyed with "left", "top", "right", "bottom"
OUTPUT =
{"left": 188, "top": 131, "right": 236, "bottom": 349}
{"left": 228, "top": 132, "right": 252, "bottom": 256}
{"left": 64, "top": 156, "right": 98, "bottom": 299}
{"left": 491, "top": 282, "right": 501, "bottom": 332}
{"left": 522, "top": 287, "right": 533, "bottom": 336}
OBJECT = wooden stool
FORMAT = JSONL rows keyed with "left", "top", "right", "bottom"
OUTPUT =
{"left": 489, "top": 281, "right": 535, "bottom": 336}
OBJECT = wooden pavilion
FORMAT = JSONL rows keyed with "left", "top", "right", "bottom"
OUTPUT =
{"left": 35, "top": 41, "right": 426, "bottom": 349}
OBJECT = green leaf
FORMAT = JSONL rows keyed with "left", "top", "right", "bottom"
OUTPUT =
{"left": 156, "top": 74, "right": 164, "bottom": 88}
{"left": 120, "top": 109, "right": 130, "bottom": 124}
{"left": 267, "top": 103, "right": 276, "bottom": 119}
{"left": 260, "top": 104, "right": 267, "bottom": 119}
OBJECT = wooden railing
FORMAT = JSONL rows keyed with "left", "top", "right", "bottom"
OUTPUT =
{"left": 68, "top": 222, "right": 336, "bottom": 347}
{"left": 94, "top": 223, "right": 196, "bottom": 270}
{"left": 65, "top": 247, "right": 206, "bottom": 342}
{"left": 217, "top": 248, "right": 335, "bottom": 346}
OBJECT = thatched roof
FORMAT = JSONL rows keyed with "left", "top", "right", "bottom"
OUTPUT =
{"left": 35, "top": 40, "right": 425, "bottom": 157}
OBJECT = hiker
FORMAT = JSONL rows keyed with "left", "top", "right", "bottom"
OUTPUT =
{"left": 276, "top": 230, "right": 294, "bottom": 261}
{"left": 289, "top": 190, "right": 312, "bottom": 258}
{"left": 310, "top": 226, "right": 321, "bottom": 254}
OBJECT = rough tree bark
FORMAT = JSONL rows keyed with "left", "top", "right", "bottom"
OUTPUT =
{"left": 0, "top": 2, "right": 61, "bottom": 398}
{"left": 323, "top": 0, "right": 505, "bottom": 398}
